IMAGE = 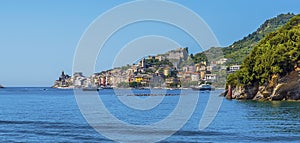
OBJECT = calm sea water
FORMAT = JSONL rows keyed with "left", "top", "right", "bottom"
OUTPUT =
{"left": 0, "top": 87, "right": 300, "bottom": 143}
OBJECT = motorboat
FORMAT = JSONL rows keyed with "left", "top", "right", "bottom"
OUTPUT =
{"left": 192, "top": 84, "right": 215, "bottom": 91}
{"left": 82, "top": 88, "right": 100, "bottom": 91}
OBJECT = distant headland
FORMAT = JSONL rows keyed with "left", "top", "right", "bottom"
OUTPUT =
{"left": 224, "top": 14, "right": 300, "bottom": 101}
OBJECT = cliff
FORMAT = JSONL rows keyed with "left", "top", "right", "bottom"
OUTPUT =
{"left": 228, "top": 71, "right": 300, "bottom": 101}
{"left": 225, "top": 14, "right": 300, "bottom": 101}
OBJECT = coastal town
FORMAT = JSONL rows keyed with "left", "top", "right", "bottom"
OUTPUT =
{"left": 53, "top": 47, "right": 240, "bottom": 89}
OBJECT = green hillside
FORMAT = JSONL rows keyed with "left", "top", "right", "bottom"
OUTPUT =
{"left": 224, "top": 13, "right": 295, "bottom": 64}
{"left": 227, "top": 14, "right": 300, "bottom": 86}
{"left": 192, "top": 13, "right": 295, "bottom": 65}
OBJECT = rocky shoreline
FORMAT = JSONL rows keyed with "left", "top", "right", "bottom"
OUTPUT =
{"left": 224, "top": 71, "right": 300, "bottom": 101}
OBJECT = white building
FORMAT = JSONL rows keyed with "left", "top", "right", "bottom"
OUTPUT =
{"left": 221, "top": 66, "right": 227, "bottom": 70}
{"left": 205, "top": 74, "right": 217, "bottom": 81}
{"left": 155, "top": 55, "right": 165, "bottom": 61}
{"left": 74, "top": 77, "right": 84, "bottom": 87}
{"left": 206, "top": 65, "right": 218, "bottom": 71}
{"left": 216, "top": 58, "right": 228, "bottom": 65}
{"left": 183, "top": 66, "right": 196, "bottom": 73}
{"left": 229, "top": 65, "right": 241, "bottom": 72}
{"left": 191, "top": 74, "right": 199, "bottom": 81}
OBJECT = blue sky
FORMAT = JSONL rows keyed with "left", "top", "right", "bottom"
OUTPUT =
{"left": 0, "top": 0, "right": 299, "bottom": 87}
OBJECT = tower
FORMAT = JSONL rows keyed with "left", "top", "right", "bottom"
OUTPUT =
{"left": 61, "top": 70, "right": 65, "bottom": 76}
{"left": 141, "top": 58, "right": 145, "bottom": 69}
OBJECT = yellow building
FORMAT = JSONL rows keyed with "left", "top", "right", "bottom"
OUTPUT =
{"left": 164, "top": 67, "right": 171, "bottom": 76}
{"left": 135, "top": 77, "right": 143, "bottom": 83}
{"left": 165, "top": 77, "right": 179, "bottom": 87}
{"left": 195, "top": 64, "right": 200, "bottom": 72}
{"left": 195, "top": 63, "right": 207, "bottom": 72}
{"left": 200, "top": 71, "right": 206, "bottom": 80}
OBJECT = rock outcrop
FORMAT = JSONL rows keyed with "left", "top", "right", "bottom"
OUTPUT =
{"left": 0, "top": 85, "right": 3, "bottom": 88}
{"left": 226, "top": 71, "right": 300, "bottom": 101}
{"left": 232, "top": 84, "right": 259, "bottom": 100}
{"left": 270, "top": 71, "right": 300, "bottom": 100}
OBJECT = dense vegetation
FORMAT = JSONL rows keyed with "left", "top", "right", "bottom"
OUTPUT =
{"left": 223, "top": 13, "right": 295, "bottom": 64}
{"left": 192, "top": 13, "right": 295, "bottom": 65}
{"left": 227, "top": 14, "right": 300, "bottom": 87}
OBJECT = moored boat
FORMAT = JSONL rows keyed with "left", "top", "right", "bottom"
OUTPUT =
{"left": 192, "top": 84, "right": 215, "bottom": 91}
{"left": 82, "top": 88, "right": 100, "bottom": 91}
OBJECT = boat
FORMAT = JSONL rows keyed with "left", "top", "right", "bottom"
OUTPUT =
{"left": 100, "top": 85, "right": 113, "bottom": 89}
{"left": 137, "top": 87, "right": 151, "bottom": 90}
{"left": 103, "top": 87, "right": 113, "bottom": 89}
{"left": 192, "top": 84, "right": 215, "bottom": 91}
{"left": 82, "top": 85, "right": 102, "bottom": 91}
{"left": 82, "top": 88, "right": 101, "bottom": 91}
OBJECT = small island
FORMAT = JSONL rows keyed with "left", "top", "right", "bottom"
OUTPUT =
{"left": 0, "top": 84, "right": 3, "bottom": 88}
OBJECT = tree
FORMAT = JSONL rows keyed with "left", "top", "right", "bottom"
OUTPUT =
{"left": 227, "top": 14, "right": 300, "bottom": 87}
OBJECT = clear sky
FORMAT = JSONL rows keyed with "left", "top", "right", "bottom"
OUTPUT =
{"left": 0, "top": 0, "right": 299, "bottom": 87}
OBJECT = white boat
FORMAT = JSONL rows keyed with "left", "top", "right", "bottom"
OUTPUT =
{"left": 82, "top": 84, "right": 102, "bottom": 91}
{"left": 192, "top": 84, "right": 215, "bottom": 91}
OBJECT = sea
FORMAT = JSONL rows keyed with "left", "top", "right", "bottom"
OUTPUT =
{"left": 0, "top": 87, "right": 300, "bottom": 143}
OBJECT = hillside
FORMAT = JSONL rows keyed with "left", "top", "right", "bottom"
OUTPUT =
{"left": 226, "top": 14, "right": 300, "bottom": 100}
{"left": 193, "top": 13, "right": 295, "bottom": 65}
{"left": 223, "top": 13, "right": 295, "bottom": 64}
